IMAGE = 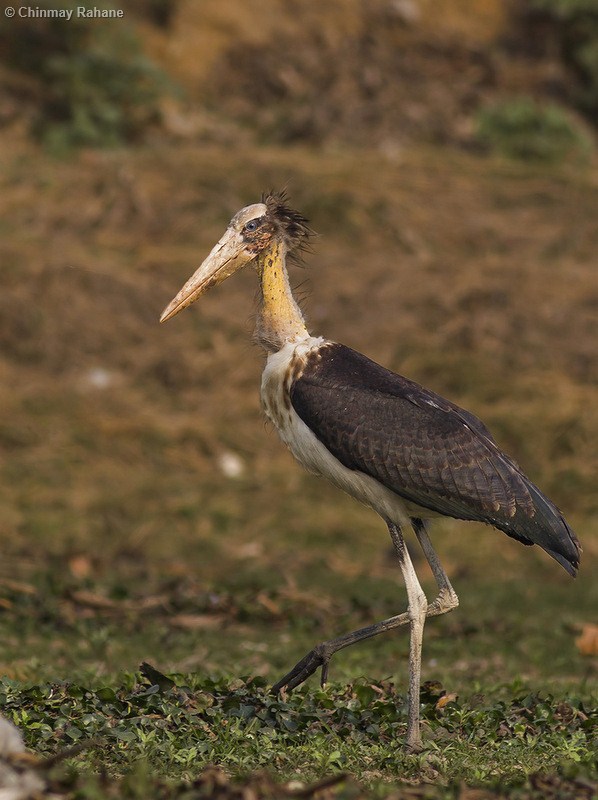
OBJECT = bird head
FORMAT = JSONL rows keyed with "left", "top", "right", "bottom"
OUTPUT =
{"left": 160, "top": 192, "right": 311, "bottom": 323}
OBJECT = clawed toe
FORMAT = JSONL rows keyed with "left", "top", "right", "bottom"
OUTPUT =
{"left": 271, "top": 644, "right": 332, "bottom": 694}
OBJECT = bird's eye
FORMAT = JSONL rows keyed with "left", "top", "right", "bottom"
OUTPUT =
{"left": 244, "top": 219, "right": 260, "bottom": 233}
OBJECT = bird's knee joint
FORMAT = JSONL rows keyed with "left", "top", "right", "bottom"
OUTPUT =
{"left": 430, "top": 588, "right": 459, "bottom": 615}
{"left": 442, "top": 588, "right": 459, "bottom": 611}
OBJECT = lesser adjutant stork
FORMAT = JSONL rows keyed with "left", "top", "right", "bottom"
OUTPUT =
{"left": 161, "top": 192, "right": 580, "bottom": 751}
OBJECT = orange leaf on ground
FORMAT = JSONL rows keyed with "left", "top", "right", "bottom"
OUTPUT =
{"left": 68, "top": 555, "right": 93, "bottom": 579}
{"left": 575, "top": 623, "right": 598, "bottom": 656}
{"left": 169, "top": 613, "right": 225, "bottom": 630}
{"left": 436, "top": 692, "right": 458, "bottom": 710}
{"left": 0, "top": 579, "right": 36, "bottom": 595}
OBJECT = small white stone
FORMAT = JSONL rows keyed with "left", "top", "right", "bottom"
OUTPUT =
{"left": 0, "top": 716, "right": 45, "bottom": 800}
{"left": 389, "top": 0, "right": 420, "bottom": 23}
{"left": 86, "top": 367, "right": 113, "bottom": 390}
{"left": 0, "top": 717, "right": 24, "bottom": 757}
{"left": 217, "top": 451, "right": 245, "bottom": 479}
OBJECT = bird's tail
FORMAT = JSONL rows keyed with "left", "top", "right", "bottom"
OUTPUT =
{"left": 507, "top": 479, "right": 581, "bottom": 576}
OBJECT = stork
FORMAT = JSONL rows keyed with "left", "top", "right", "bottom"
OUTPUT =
{"left": 160, "top": 192, "right": 580, "bottom": 751}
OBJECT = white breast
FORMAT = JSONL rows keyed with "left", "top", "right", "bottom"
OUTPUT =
{"left": 260, "top": 338, "right": 432, "bottom": 527}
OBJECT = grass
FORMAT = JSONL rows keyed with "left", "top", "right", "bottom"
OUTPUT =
{"left": 476, "top": 97, "right": 592, "bottom": 163}
{"left": 2, "top": 671, "right": 596, "bottom": 771}
{"left": 1, "top": 673, "right": 595, "bottom": 797}
{"left": 0, "top": 547, "right": 596, "bottom": 797}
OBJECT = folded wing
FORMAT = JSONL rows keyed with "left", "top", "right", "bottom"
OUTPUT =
{"left": 291, "top": 344, "right": 580, "bottom": 576}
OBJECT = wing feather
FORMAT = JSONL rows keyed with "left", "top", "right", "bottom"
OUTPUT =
{"left": 291, "top": 343, "right": 580, "bottom": 575}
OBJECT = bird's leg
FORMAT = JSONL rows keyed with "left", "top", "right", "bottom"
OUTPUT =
{"left": 387, "top": 522, "right": 427, "bottom": 752}
{"left": 271, "top": 606, "right": 413, "bottom": 695}
{"left": 272, "top": 522, "right": 429, "bottom": 750}
{"left": 412, "top": 518, "right": 459, "bottom": 617}
{"left": 272, "top": 522, "right": 456, "bottom": 751}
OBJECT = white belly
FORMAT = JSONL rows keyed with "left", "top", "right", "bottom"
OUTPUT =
{"left": 261, "top": 338, "right": 435, "bottom": 527}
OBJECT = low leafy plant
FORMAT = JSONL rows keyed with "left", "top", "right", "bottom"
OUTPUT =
{"left": 524, "top": 0, "right": 598, "bottom": 124}
{"left": 476, "top": 97, "right": 592, "bottom": 162}
{"left": 0, "top": 671, "right": 595, "bottom": 798}
{"left": 0, "top": 1, "right": 171, "bottom": 151}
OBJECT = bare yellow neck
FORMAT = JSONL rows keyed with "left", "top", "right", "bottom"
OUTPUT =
{"left": 254, "top": 240, "right": 308, "bottom": 352}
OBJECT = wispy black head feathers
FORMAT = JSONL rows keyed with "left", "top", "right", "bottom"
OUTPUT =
{"left": 263, "top": 191, "right": 315, "bottom": 258}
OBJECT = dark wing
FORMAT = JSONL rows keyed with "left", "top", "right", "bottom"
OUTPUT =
{"left": 291, "top": 343, "right": 580, "bottom": 576}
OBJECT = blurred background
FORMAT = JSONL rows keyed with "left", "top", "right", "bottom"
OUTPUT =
{"left": 0, "top": 0, "right": 596, "bottom": 684}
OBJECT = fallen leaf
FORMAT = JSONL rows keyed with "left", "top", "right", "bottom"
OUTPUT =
{"left": 575, "top": 623, "right": 598, "bottom": 656}
{"left": 169, "top": 613, "right": 225, "bottom": 630}
{"left": 436, "top": 692, "right": 458, "bottom": 710}
{"left": 68, "top": 554, "right": 93, "bottom": 579}
{"left": 128, "top": 595, "right": 170, "bottom": 611}
{"left": 68, "top": 590, "right": 169, "bottom": 614}
{"left": 140, "top": 662, "right": 175, "bottom": 690}
{"left": 458, "top": 786, "right": 495, "bottom": 800}
{"left": 0, "top": 579, "right": 36, "bottom": 595}
{"left": 256, "top": 591, "right": 282, "bottom": 616}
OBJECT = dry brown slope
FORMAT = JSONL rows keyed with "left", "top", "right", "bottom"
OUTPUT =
{"left": 0, "top": 134, "right": 596, "bottom": 589}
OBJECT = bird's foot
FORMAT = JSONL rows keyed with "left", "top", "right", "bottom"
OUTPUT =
{"left": 271, "top": 642, "right": 334, "bottom": 694}
{"left": 405, "top": 736, "right": 423, "bottom": 754}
